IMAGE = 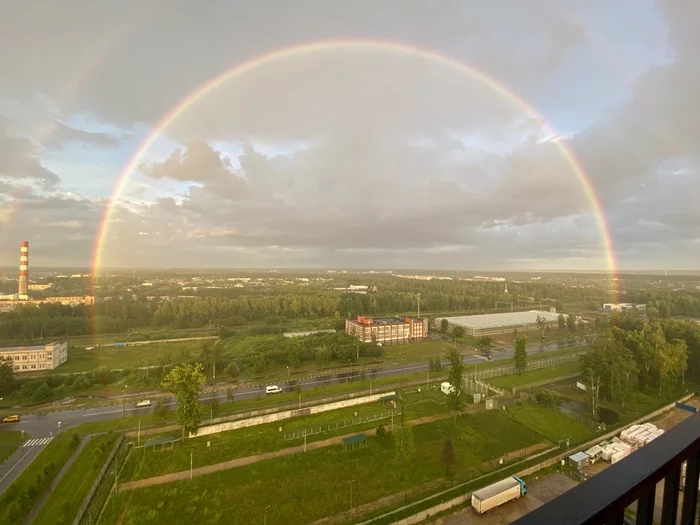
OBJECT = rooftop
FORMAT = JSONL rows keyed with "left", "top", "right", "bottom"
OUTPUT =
{"left": 437, "top": 310, "right": 560, "bottom": 330}
{"left": 0, "top": 343, "right": 59, "bottom": 353}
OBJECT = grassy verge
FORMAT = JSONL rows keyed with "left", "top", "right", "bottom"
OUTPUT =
{"left": 0, "top": 434, "right": 80, "bottom": 525}
{"left": 503, "top": 401, "right": 596, "bottom": 444}
{"left": 101, "top": 411, "right": 543, "bottom": 524}
{"left": 0, "top": 431, "right": 24, "bottom": 465}
{"left": 489, "top": 361, "right": 581, "bottom": 390}
{"left": 33, "top": 432, "right": 119, "bottom": 525}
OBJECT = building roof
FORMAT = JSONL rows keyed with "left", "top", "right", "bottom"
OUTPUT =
{"left": 472, "top": 477, "right": 520, "bottom": 500}
{"left": 437, "top": 311, "right": 560, "bottom": 330}
{"left": 0, "top": 344, "right": 47, "bottom": 353}
{"left": 569, "top": 451, "right": 590, "bottom": 462}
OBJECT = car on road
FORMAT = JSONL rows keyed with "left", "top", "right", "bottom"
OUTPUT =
{"left": 265, "top": 385, "right": 282, "bottom": 395}
{"left": 136, "top": 400, "right": 152, "bottom": 408}
{"left": 3, "top": 415, "right": 20, "bottom": 423}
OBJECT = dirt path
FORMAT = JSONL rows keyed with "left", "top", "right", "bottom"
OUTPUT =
{"left": 118, "top": 409, "right": 477, "bottom": 492}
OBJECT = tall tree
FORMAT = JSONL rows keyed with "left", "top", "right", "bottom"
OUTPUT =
{"left": 440, "top": 319, "right": 449, "bottom": 332}
{"left": 558, "top": 313, "right": 566, "bottom": 331}
{"left": 445, "top": 347, "right": 464, "bottom": 416}
{"left": 514, "top": 336, "right": 528, "bottom": 375}
{"left": 393, "top": 424, "right": 415, "bottom": 482}
{"left": 536, "top": 315, "right": 547, "bottom": 341}
{"left": 567, "top": 314, "right": 577, "bottom": 333}
{"left": 162, "top": 363, "right": 206, "bottom": 438}
{"left": 0, "top": 361, "right": 14, "bottom": 396}
{"left": 441, "top": 438, "right": 457, "bottom": 483}
{"left": 453, "top": 326, "right": 465, "bottom": 339}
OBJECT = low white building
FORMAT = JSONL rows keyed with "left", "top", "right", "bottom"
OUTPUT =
{"left": 0, "top": 342, "right": 68, "bottom": 372}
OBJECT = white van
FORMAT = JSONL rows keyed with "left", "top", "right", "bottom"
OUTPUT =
{"left": 265, "top": 385, "right": 282, "bottom": 395}
{"left": 441, "top": 382, "right": 458, "bottom": 395}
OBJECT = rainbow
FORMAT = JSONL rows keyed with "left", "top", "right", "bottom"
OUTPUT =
{"left": 91, "top": 39, "right": 617, "bottom": 289}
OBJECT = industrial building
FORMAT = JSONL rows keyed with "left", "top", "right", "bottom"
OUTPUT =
{"left": 0, "top": 241, "right": 94, "bottom": 309}
{"left": 435, "top": 310, "right": 561, "bottom": 337}
{"left": 345, "top": 316, "right": 428, "bottom": 345}
{"left": 0, "top": 342, "right": 68, "bottom": 373}
{"left": 603, "top": 303, "right": 647, "bottom": 313}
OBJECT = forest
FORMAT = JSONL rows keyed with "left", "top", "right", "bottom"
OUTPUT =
{"left": 581, "top": 314, "right": 700, "bottom": 416}
{"left": 0, "top": 277, "right": 698, "bottom": 341}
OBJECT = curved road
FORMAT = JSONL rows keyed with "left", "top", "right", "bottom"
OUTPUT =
{"left": 0, "top": 337, "right": 587, "bottom": 493}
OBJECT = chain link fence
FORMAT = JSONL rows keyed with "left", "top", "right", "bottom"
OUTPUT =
{"left": 283, "top": 411, "right": 399, "bottom": 441}
{"left": 471, "top": 352, "right": 583, "bottom": 381}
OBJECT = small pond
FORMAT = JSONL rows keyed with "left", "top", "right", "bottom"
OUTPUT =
{"left": 559, "top": 399, "right": 620, "bottom": 425}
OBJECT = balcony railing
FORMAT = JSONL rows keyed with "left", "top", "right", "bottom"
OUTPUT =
{"left": 511, "top": 412, "right": 700, "bottom": 525}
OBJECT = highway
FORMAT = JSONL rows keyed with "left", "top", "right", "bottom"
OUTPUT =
{"left": 0, "top": 337, "right": 587, "bottom": 493}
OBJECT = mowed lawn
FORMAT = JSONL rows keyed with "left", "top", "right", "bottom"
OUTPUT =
{"left": 57, "top": 340, "right": 206, "bottom": 373}
{"left": 101, "top": 411, "right": 543, "bottom": 525}
{"left": 121, "top": 390, "right": 450, "bottom": 482}
{"left": 0, "top": 431, "right": 24, "bottom": 464}
{"left": 34, "top": 433, "right": 118, "bottom": 525}
{"left": 504, "top": 402, "right": 595, "bottom": 444}
{"left": 489, "top": 361, "right": 582, "bottom": 390}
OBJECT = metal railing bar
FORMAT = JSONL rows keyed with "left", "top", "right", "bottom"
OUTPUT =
{"left": 660, "top": 466, "right": 680, "bottom": 525}
{"left": 680, "top": 452, "right": 700, "bottom": 525}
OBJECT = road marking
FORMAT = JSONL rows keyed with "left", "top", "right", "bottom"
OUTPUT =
{"left": 0, "top": 447, "right": 36, "bottom": 484}
{"left": 22, "top": 437, "right": 53, "bottom": 447}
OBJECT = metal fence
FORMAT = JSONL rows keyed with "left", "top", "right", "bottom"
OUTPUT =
{"left": 463, "top": 379, "right": 489, "bottom": 395}
{"left": 552, "top": 403, "right": 602, "bottom": 429}
{"left": 471, "top": 352, "right": 583, "bottom": 381}
{"left": 511, "top": 373, "right": 583, "bottom": 394}
{"left": 74, "top": 435, "right": 130, "bottom": 525}
{"left": 283, "top": 411, "right": 399, "bottom": 441}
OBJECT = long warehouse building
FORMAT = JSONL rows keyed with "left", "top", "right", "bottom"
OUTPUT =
{"left": 436, "top": 310, "right": 561, "bottom": 337}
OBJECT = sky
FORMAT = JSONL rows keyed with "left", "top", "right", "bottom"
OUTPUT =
{"left": 0, "top": 0, "right": 698, "bottom": 271}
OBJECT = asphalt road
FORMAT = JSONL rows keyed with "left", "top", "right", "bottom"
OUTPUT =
{"left": 0, "top": 337, "right": 587, "bottom": 493}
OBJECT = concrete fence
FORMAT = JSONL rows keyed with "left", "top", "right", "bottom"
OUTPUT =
{"left": 190, "top": 391, "right": 396, "bottom": 438}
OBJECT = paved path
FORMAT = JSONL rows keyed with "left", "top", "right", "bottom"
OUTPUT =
{"left": 118, "top": 411, "right": 470, "bottom": 492}
{"left": 23, "top": 435, "right": 91, "bottom": 525}
{"left": 0, "top": 434, "right": 56, "bottom": 494}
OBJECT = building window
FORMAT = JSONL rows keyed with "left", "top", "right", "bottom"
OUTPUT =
{"left": 13, "top": 366, "right": 19, "bottom": 371}
{"left": 22, "top": 355, "right": 27, "bottom": 360}
{"left": 14, "top": 355, "right": 20, "bottom": 361}
{"left": 30, "top": 364, "right": 36, "bottom": 369}
{"left": 21, "top": 365, "right": 27, "bottom": 370}
{"left": 39, "top": 354, "right": 44, "bottom": 359}
{"left": 39, "top": 364, "right": 45, "bottom": 369}
{"left": 30, "top": 354, "right": 36, "bottom": 360}
{"left": 47, "top": 353, "right": 52, "bottom": 358}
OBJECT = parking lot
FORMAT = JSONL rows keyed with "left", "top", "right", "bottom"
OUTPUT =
{"left": 434, "top": 473, "right": 578, "bottom": 525}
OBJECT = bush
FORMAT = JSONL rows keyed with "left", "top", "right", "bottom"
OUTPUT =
{"left": 30, "top": 382, "right": 51, "bottom": 403}
{"left": 376, "top": 424, "right": 390, "bottom": 448}
{"left": 535, "top": 389, "right": 561, "bottom": 408}
{"left": 70, "top": 434, "right": 80, "bottom": 449}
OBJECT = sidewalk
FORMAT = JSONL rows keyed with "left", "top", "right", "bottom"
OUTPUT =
{"left": 22, "top": 435, "right": 92, "bottom": 525}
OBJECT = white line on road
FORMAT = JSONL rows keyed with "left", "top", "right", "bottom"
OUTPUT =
{"left": 0, "top": 448, "right": 36, "bottom": 484}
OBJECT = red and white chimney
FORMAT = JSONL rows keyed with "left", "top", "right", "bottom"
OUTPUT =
{"left": 18, "top": 241, "right": 28, "bottom": 296}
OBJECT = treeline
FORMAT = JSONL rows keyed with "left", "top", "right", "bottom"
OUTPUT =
{"left": 623, "top": 291, "right": 700, "bottom": 318}
{"left": 581, "top": 315, "right": 700, "bottom": 415}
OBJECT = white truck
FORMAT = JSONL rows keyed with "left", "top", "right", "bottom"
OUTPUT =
{"left": 441, "top": 382, "right": 459, "bottom": 395}
{"left": 471, "top": 476, "right": 527, "bottom": 514}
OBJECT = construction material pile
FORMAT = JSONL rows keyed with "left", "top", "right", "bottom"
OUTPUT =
{"left": 601, "top": 440, "right": 632, "bottom": 464}
{"left": 620, "top": 423, "right": 665, "bottom": 446}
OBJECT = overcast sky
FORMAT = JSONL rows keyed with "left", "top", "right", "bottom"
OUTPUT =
{"left": 0, "top": 0, "right": 697, "bottom": 271}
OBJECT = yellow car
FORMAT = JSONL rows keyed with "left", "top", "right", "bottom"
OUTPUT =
{"left": 3, "top": 415, "right": 20, "bottom": 423}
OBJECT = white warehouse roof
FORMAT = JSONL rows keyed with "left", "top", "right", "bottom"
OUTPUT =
{"left": 437, "top": 310, "right": 560, "bottom": 330}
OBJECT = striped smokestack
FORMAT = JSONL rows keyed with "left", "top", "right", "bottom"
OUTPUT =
{"left": 18, "top": 241, "right": 28, "bottom": 296}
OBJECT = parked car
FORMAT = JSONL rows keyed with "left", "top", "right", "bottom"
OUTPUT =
{"left": 265, "top": 385, "right": 282, "bottom": 395}
{"left": 3, "top": 415, "right": 20, "bottom": 423}
{"left": 136, "top": 400, "right": 152, "bottom": 408}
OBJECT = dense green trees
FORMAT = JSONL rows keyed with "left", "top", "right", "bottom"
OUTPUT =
{"left": 581, "top": 319, "right": 697, "bottom": 416}
{"left": 162, "top": 363, "right": 206, "bottom": 437}
{"left": 514, "top": 336, "right": 528, "bottom": 375}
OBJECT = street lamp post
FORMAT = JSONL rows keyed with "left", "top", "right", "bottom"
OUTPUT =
{"left": 57, "top": 421, "right": 61, "bottom": 435}
{"left": 350, "top": 479, "right": 356, "bottom": 511}
{"left": 264, "top": 505, "right": 271, "bottom": 525}
{"left": 122, "top": 384, "right": 128, "bottom": 418}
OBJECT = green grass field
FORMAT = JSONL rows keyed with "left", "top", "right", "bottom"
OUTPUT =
{"left": 33, "top": 432, "right": 119, "bottom": 525}
{"left": 504, "top": 402, "right": 595, "bottom": 444}
{"left": 0, "top": 435, "right": 79, "bottom": 525}
{"left": 100, "top": 411, "right": 543, "bottom": 525}
{"left": 120, "top": 389, "right": 448, "bottom": 482}
{"left": 0, "top": 431, "right": 24, "bottom": 465}
{"left": 489, "top": 361, "right": 582, "bottom": 390}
